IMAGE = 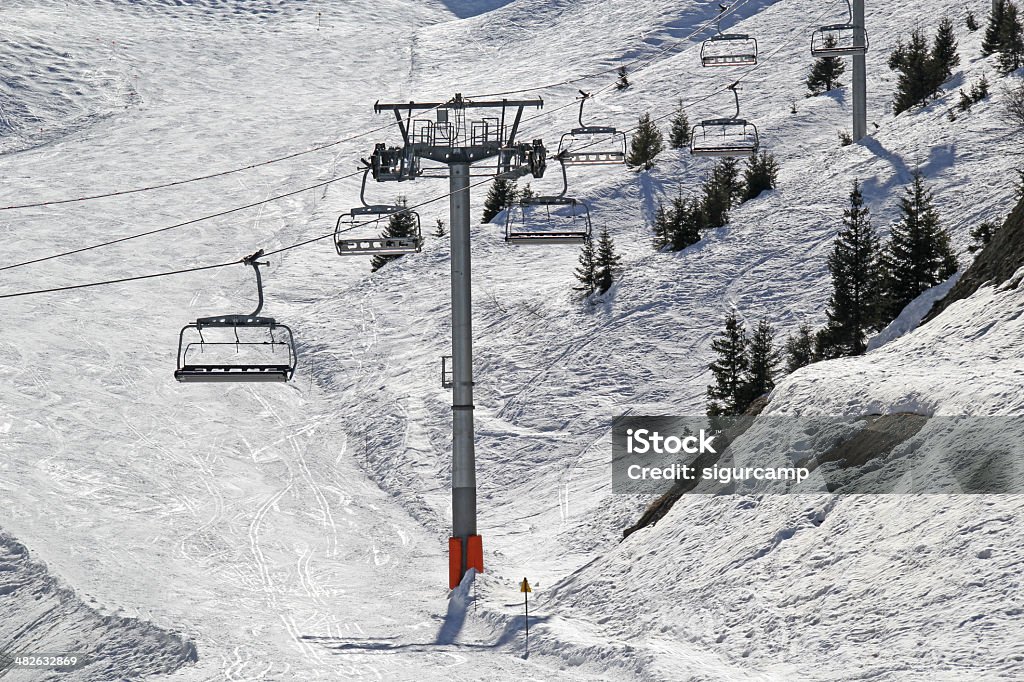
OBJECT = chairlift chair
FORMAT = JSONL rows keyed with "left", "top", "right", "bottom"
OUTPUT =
{"left": 690, "top": 82, "right": 760, "bottom": 158}
{"left": 504, "top": 157, "right": 593, "bottom": 244}
{"left": 334, "top": 169, "right": 423, "bottom": 256}
{"left": 701, "top": 5, "right": 758, "bottom": 67}
{"left": 175, "top": 251, "right": 297, "bottom": 383}
{"left": 810, "top": 1, "right": 868, "bottom": 56}
{"left": 556, "top": 92, "right": 627, "bottom": 166}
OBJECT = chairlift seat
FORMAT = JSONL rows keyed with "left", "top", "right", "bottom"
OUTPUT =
{"left": 701, "top": 34, "right": 758, "bottom": 67}
{"left": 334, "top": 208, "right": 423, "bottom": 256}
{"left": 690, "top": 118, "right": 759, "bottom": 158}
{"left": 557, "top": 129, "right": 627, "bottom": 165}
{"left": 336, "top": 236, "right": 423, "bottom": 256}
{"left": 174, "top": 365, "right": 293, "bottom": 382}
{"left": 811, "top": 24, "right": 868, "bottom": 56}
{"left": 175, "top": 321, "right": 296, "bottom": 383}
{"left": 505, "top": 195, "right": 592, "bottom": 244}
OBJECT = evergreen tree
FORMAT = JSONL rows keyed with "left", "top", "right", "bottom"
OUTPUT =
{"left": 669, "top": 101, "right": 691, "bottom": 149}
{"left": 928, "top": 16, "right": 960, "bottom": 91}
{"left": 820, "top": 180, "right": 883, "bottom": 357}
{"left": 971, "top": 74, "right": 990, "bottom": 101}
{"left": 706, "top": 312, "right": 750, "bottom": 417}
{"left": 983, "top": 0, "right": 1008, "bottom": 55}
{"left": 891, "top": 28, "right": 934, "bottom": 114}
{"left": 652, "top": 202, "right": 672, "bottom": 250}
{"left": 370, "top": 199, "right": 417, "bottom": 272}
{"left": 667, "top": 193, "right": 704, "bottom": 251}
{"left": 806, "top": 35, "right": 847, "bottom": 95}
{"left": 701, "top": 158, "right": 743, "bottom": 227}
{"left": 969, "top": 221, "right": 998, "bottom": 252}
{"left": 881, "top": 171, "right": 960, "bottom": 318}
{"left": 616, "top": 65, "right": 630, "bottom": 90}
{"left": 744, "top": 320, "right": 781, "bottom": 405}
{"left": 784, "top": 323, "right": 816, "bottom": 373}
{"left": 996, "top": 2, "right": 1024, "bottom": 73}
{"left": 967, "top": 10, "right": 979, "bottom": 32}
{"left": 626, "top": 113, "right": 664, "bottom": 170}
{"left": 481, "top": 177, "right": 517, "bottom": 223}
{"left": 742, "top": 150, "right": 780, "bottom": 202}
{"left": 595, "top": 228, "right": 622, "bottom": 294}
{"left": 433, "top": 218, "right": 447, "bottom": 237}
{"left": 574, "top": 237, "right": 598, "bottom": 296}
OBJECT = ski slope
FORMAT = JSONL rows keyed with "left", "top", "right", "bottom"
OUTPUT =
{"left": 1, "top": 0, "right": 1022, "bottom": 679}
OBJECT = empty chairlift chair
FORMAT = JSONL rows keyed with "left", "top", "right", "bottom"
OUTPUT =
{"left": 334, "top": 169, "right": 423, "bottom": 256}
{"left": 175, "top": 251, "right": 297, "bottom": 383}
{"left": 504, "top": 157, "right": 592, "bottom": 245}
{"left": 701, "top": 4, "right": 758, "bottom": 67}
{"left": 810, "top": 0, "right": 868, "bottom": 56}
{"left": 690, "top": 81, "right": 759, "bottom": 158}
{"left": 556, "top": 92, "right": 627, "bottom": 166}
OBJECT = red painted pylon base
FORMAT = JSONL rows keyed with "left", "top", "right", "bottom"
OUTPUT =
{"left": 448, "top": 535, "right": 484, "bottom": 588}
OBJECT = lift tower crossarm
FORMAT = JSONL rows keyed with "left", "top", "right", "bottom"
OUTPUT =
{"left": 373, "top": 97, "right": 544, "bottom": 113}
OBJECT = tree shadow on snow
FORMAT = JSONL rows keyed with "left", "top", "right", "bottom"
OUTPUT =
{"left": 858, "top": 138, "right": 956, "bottom": 200}
{"left": 438, "top": 0, "right": 516, "bottom": 19}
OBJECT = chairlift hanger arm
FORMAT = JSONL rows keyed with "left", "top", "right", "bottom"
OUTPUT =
{"left": 241, "top": 250, "right": 267, "bottom": 318}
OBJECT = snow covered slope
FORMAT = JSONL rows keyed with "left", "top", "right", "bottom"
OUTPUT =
{"left": 1, "top": 0, "right": 1022, "bottom": 679}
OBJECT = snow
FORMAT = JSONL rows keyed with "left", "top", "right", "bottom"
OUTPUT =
{"left": 1, "top": 0, "right": 1023, "bottom": 680}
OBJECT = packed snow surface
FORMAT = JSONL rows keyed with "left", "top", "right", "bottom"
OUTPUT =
{"left": 1, "top": 0, "right": 1022, "bottom": 679}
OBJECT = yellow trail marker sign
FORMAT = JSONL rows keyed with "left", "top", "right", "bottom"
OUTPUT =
{"left": 520, "top": 577, "right": 532, "bottom": 593}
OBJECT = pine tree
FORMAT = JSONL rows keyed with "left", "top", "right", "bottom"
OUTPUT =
{"left": 370, "top": 199, "right": 417, "bottom": 272}
{"left": 967, "top": 10, "right": 979, "bottom": 32}
{"left": 595, "top": 228, "right": 622, "bottom": 294}
{"left": 616, "top": 65, "right": 630, "bottom": 90}
{"left": 742, "top": 150, "right": 780, "bottom": 202}
{"left": 626, "top": 113, "right": 664, "bottom": 171}
{"left": 652, "top": 202, "right": 672, "bottom": 250}
{"left": 706, "top": 312, "right": 750, "bottom": 417}
{"left": 574, "top": 237, "right": 598, "bottom": 296}
{"left": 481, "top": 177, "right": 517, "bottom": 223}
{"left": 891, "top": 29, "right": 934, "bottom": 114}
{"left": 969, "top": 221, "right": 998, "bottom": 252}
{"left": 433, "top": 218, "right": 447, "bottom": 237}
{"left": 784, "top": 323, "right": 816, "bottom": 373}
{"left": 983, "top": 0, "right": 1008, "bottom": 55}
{"left": 668, "top": 193, "right": 703, "bottom": 251}
{"left": 806, "top": 35, "right": 847, "bottom": 95}
{"left": 996, "top": 2, "right": 1024, "bottom": 74}
{"left": 928, "top": 16, "right": 960, "bottom": 92}
{"left": 881, "top": 171, "right": 960, "bottom": 318}
{"left": 701, "top": 158, "right": 742, "bottom": 227}
{"left": 669, "top": 101, "right": 691, "bottom": 149}
{"left": 971, "top": 74, "right": 990, "bottom": 101}
{"left": 744, "top": 320, "right": 781, "bottom": 405}
{"left": 820, "top": 180, "right": 882, "bottom": 357}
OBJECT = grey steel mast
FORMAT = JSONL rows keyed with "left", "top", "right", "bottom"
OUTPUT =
{"left": 369, "top": 94, "right": 546, "bottom": 587}
{"left": 852, "top": 0, "right": 867, "bottom": 141}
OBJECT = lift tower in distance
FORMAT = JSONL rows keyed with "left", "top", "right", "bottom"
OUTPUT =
{"left": 811, "top": 0, "right": 868, "bottom": 141}
{"left": 369, "top": 94, "right": 547, "bottom": 589}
